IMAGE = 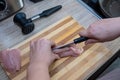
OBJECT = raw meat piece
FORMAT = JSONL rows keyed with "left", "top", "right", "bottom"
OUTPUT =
{"left": 53, "top": 44, "right": 84, "bottom": 58}
{"left": 0, "top": 49, "right": 21, "bottom": 74}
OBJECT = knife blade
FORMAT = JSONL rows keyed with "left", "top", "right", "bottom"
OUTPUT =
{"left": 53, "top": 36, "right": 89, "bottom": 50}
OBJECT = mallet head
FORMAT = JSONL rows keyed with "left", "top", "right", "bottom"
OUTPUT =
{"left": 13, "top": 12, "right": 35, "bottom": 34}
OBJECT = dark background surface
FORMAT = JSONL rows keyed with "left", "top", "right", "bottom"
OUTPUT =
{"left": 81, "top": 0, "right": 107, "bottom": 18}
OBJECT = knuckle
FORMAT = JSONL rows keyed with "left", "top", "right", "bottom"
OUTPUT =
{"left": 41, "top": 38, "right": 51, "bottom": 45}
{"left": 88, "top": 24, "right": 97, "bottom": 36}
{"left": 39, "top": 38, "right": 48, "bottom": 42}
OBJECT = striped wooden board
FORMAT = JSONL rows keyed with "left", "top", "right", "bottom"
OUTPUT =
{"left": 3, "top": 16, "right": 113, "bottom": 80}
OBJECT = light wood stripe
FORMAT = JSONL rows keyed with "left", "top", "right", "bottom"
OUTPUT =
{"left": 49, "top": 57, "right": 69, "bottom": 71}
{"left": 50, "top": 57, "right": 76, "bottom": 77}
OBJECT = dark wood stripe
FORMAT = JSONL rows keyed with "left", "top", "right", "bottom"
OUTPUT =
{"left": 56, "top": 28, "right": 84, "bottom": 45}
{"left": 50, "top": 57, "right": 76, "bottom": 77}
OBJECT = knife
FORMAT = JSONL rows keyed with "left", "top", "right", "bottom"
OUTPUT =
{"left": 53, "top": 36, "right": 89, "bottom": 50}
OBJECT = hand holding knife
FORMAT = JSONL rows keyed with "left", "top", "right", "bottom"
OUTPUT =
{"left": 53, "top": 36, "right": 89, "bottom": 50}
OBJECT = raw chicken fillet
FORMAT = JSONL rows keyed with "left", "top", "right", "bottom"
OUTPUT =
{"left": 0, "top": 49, "right": 21, "bottom": 74}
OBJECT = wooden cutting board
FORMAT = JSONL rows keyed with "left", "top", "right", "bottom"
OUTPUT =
{"left": 3, "top": 16, "right": 113, "bottom": 80}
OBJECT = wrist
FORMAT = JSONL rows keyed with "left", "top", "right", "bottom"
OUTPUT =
{"left": 30, "top": 60, "right": 50, "bottom": 67}
{"left": 28, "top": 63, "right": 49, "bottom": 72}
{"left": 29, "top": 62, "right": 49, "bottom": 68}
{"left": 27, "top": 63, "right": 50, "bottom": 80}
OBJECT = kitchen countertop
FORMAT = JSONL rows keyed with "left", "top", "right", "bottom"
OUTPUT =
{"left": 0, "top": 0, "right": 119, "bottom": 80}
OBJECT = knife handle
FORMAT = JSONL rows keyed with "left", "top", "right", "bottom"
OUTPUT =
{"left": 74, "top": 36, "right": 89, "bottom": 44}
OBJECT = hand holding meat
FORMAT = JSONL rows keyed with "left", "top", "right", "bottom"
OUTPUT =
{"left": 28, "top": 38, "right": 61, "bottom": 80}
{"left": 29, "top": 38, "right": 60, "bottom": 67}
{"left": 28, "top": 38, "right": 84, "bottom": 80}
{"left": 29, "top": 38, "right": 83, "bottom": 67}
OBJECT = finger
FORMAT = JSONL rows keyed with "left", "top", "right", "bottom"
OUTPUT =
{"left": 79, "top": 30, "right": 89, "bottom": 37}
{"left": 44, "top": 39, "right": 56, "bottom": 49}
{"left": 38, "top": 38, "right": 55, "bottom": 49}
{"left": 53, "top": 54, "right": 60, "bottom": 59}
{"left": 53, "top": 47, "right": 70, "bottom": 54}
{"left": 85, "top": 39, "right": 99, "bottom": 45}
{"left": 70, "top": 46, "right": 84, "bottom": 55}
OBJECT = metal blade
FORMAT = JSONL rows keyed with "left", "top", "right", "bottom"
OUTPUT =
{"left": 53, "top": 42, "right": 74, "bottom": 50}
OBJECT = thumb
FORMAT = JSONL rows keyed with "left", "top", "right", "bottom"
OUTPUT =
{"left": 85, "top": 39, "right": 99, "bottom": 45}
{"left": 53, "top": 54, "right": 60, "bottom": 60}
{"left": 79, "top": 30, "right": 89, "bottom": 37}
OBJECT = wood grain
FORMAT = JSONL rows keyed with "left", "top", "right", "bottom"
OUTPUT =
{"left": 3, "top": 16, "right": 113, "bottom": 80}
